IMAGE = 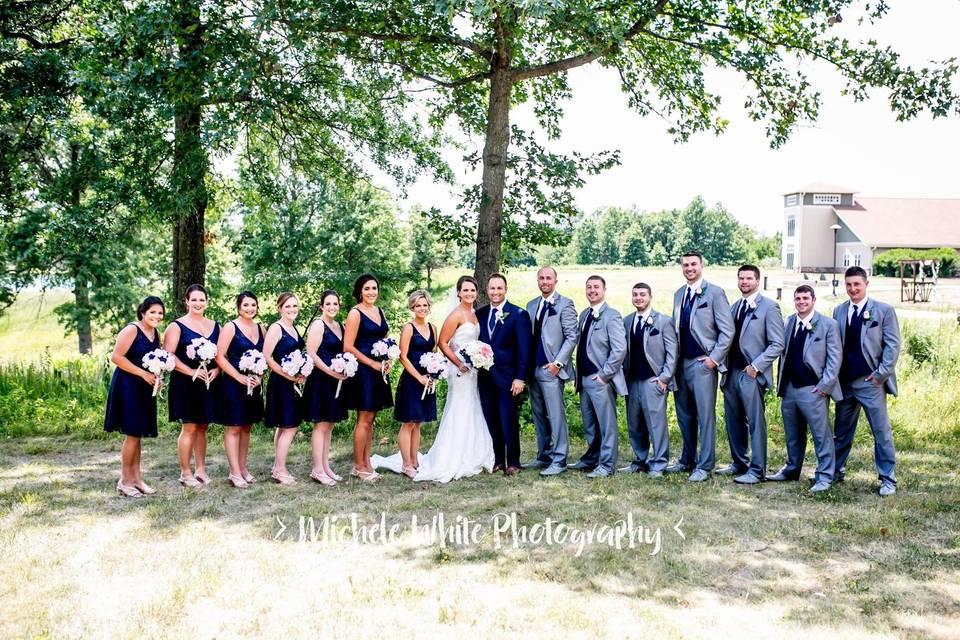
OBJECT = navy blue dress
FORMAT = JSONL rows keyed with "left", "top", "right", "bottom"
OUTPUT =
{"left": 394, "top": 323, "right": 437, "bottom": 423}
{"left": 265, "top": 325, "right": 305, "bottom": 428}
{"left": 168, "top": 320, "right": 220, "bottom": 424}
{"left": 104, "top": 323, "right": 161, "bottom": 437}
{"left": 304, "top": 320, "right": 349, "bottom": 424}
{"left": 347, "top": 307, "right": 393, "bottom": 412}
{"left": 218, "top": 321, "right": 265, "bottom": 427}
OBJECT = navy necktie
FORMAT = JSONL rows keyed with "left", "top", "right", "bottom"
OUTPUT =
{"left": 488, "top": 308, "right": 499, "bottom": 337}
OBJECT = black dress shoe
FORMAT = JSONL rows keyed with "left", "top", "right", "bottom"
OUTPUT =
{"left": 664, "top": 463, "right": 693, "bottom": 474}
{"left": 765, "top": 471, "right": 798, "bottom": 482}
{"left": 521, "top": 460, "right": 549, "bottom": 470}
{"left": 567, "top": 461, "right": 595, "bottom": 471}
{"left": 715, "top": 465, "right": 746, "bottom": 476}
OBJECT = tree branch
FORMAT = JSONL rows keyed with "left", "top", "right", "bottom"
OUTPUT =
{"left": 512, "top": 0, "right": 668, "bottom": 82}
{"left": 321, "top": 27, "right": 492, "bottom": 61}
{"left": 1, "top": 29, "right": 74, "bottom": 49}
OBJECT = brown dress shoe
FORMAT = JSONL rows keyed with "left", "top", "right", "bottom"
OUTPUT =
{"left": 504, "top": 466, "right": 521, "bottom": 476}
{"left": 492, "top": 464, "right": 504, "bottom": 473}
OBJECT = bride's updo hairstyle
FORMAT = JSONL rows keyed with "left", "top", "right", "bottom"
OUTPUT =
{"left": 456, "top": 275, "right": 479, "bottom": 301}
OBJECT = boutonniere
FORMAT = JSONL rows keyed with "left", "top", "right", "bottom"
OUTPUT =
{"left": 803, "top": 318, "right": 818, "bottom": 332}
{"left": 695, "top": 283, "right": 707, "bottom": 296}
{"left": 499, "top": 310, "right": 510, "bottom": 322}
{"left": 862, "top": 309, "right": 872, "bottom": 321}
{"left": 747, "top": 300, "right": 757, "bottom": 311}
{"left": 644, "top": 315, "right": 655, "bottom": 328}
{"left": 592, "top": 308, "right": 602, "bottom": 320}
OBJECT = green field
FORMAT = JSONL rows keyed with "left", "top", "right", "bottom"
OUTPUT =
{"left": 1, "top": 269, "right": 959, "bottom": 638}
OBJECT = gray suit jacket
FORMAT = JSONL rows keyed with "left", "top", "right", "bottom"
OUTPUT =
{"left": 777, "top": 311, "right": 843, "bottom": 402}
{"left": 577, "top": 303, "right": 628, "bottom": 396}
{"left": 526, "top": 293, "right": 578, "bottom": 380}
{"left": 833, "top": 299, "right": 901, "bottom": 396}
{"left": 721, "top": 294, "right": 785, "bottom": 391}
{"left": 622, "top": 310, "right": 678, "bottom": 390}
{"left": 672, "top": 280, "right": 735, "bottom": 372}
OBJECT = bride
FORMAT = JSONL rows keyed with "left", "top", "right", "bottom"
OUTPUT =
{"left": 372, "top": 275, "right": 494, "bottom": 482}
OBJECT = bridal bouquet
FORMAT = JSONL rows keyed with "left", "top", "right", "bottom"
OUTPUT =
{"left": 329, "top": 352, "right": 359, "bottom": 398}
{"left": 185, "top": 337, "right": 217, "bottom": 389}
{"left": 458, "top": 340, "right": 495, "bottom": 373}
{"left": 418, "top": 352, "right": 450, "bottom": 399}
{"left": 371, "top": 337, "right": 401, "bottom": 382}
{"left": 141, "top": 348, "right": 176, "bottom": 397}
{"left": 280, "top": 349, "right": 314, "bottom": 396}
{"left": 238, "top": 349, "right": 268, "bottom": 396}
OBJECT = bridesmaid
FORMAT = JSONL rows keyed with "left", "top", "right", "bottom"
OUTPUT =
{"left": 303, "top": 290, "right": 348, "bottom": 486}
{"left": 215, "top": 291, "right": 265, "bottom": 488}
{"left": 263, "top": 292, "right": 305, "bottom": 485}
{"left": 104, "top": 296, "right": 167, "bottom": 498}
{"left": 164, "top": 283, "right": 220, "bottom": 488}
{"left": 343, "top": 273, "right": 392, "bottom": 482}
{"left": 393, "top": 290, "right": 438, "bottom": 478}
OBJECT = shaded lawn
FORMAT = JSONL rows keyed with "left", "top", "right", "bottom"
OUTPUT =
{"left": 1, "top": 428, "right": 958, "bottom": 639}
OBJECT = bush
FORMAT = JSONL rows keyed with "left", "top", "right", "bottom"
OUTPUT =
{"left": 0, "top": 354, "right": 113, "bottom": 438}
{"left": 904, "top": 331, "right": 937, "bottom": 365}
{"left": 872, "top": 247, "right": 958, "bottom": 277}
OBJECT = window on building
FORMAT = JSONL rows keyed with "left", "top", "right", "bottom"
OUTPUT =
{"left": 786, "top": 251, "right": 795, "bottom": 269}
{"left": 813, "top": 193, "right": 841, "bottom": 205}
{"left": 854, "top": 254, "right": 862, "bottom": 267}
{"left": 843, "top": 252, "right": 851, "bottom": 267}
{"left": 786, "top": 215, "right": 796, "bottom": 237}
{"left": 785, "top": 194, "right": 799, "bottom": 206}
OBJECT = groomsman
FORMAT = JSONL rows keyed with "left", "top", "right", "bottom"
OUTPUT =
{"left": 619, "top": 283, "right": 678, "bottom": 478}
{"left": 476, "top": 274, "right": 532, "bottom": 475}
{"left": 525, "top": 267, "right": 579, "bottom": 476}
{"left": 669, "top": 251, "right": 735, "bottom": 482}
{"left": 832, "top": 266, "right": 901, "bottom": 496}
{"left": 718, "top": 265, "right": 785, "bottom": 484}
{"left": 768, "top": 285, "right": 842, "bottom": 492}
{"left": 569, "top": 275, "right": 627, "bottom": 478}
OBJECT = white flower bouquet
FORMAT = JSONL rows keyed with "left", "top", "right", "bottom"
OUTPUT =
{"left": 238, "top": 349, "right": 268, "bottom": 396}
{"left": 141, "top": 348, "right": 176, "bottom": 397}
{"left": 280, "top": 349, "right": 314, "bottom": 396}
{"left": 329, "top": 352, "right": 359, "bottom": 398}
{"left": 418, "top": 352, "right": 450, "bottom": 399}
{"left": 458, "top": 340, "right": 495, "bottom": 373}
{"left": 371, "top": 338, "right": 401, "bottom": 382}
{"left": 185, "top": 337, "right": 217, "bottom": 389}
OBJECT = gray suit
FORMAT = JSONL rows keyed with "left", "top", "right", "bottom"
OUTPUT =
{"left": 833, "top": 299, "right": 900, "bottom": 485}
{"left": 776, "top": 311, "right": 842, "bottom": 484}
{"left": 526, "top": 293, "right": 579, "bottom": 465}
{"left": 672, "top": 280, "right": 735, "bottom": 472}
{"left": 623, "top": 310, "right": 678, "bottom": 472}
{"left": 575, "top": 303, "right": 627, "bottom": 472}
{"left": 720, "top": 295, "right": 784, "bottom": 477}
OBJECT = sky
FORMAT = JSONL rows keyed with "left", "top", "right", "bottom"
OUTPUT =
{"left": 390, "top": 1, "right": 960, "bottom": 235}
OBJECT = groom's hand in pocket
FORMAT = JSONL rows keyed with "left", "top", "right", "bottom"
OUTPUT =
{"left": 511, "top": 379, "right": 525, "bottom": 396}
{"left": 591, "top": 375, "right": 607, "bottom": 385}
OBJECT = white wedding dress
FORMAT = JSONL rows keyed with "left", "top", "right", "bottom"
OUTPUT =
{"left": 372, "top": 322, "right": 495, "bottom": 483}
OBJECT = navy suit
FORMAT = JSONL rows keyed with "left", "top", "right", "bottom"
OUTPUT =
{"left": 477, "top": 301, "right": 533, "bottom": 468}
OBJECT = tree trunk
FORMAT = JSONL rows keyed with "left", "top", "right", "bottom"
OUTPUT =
{"left": 473, "top": 15, "right": 514, "bottom": 301}
{"left": 69, "top": 143, "right": 93, "bottom": 354}
{"left": 170, "top": 0, "right": 208, "bottom": 308}
{"left": 426, "top": 265, "right": 432, "bottom": 290}
{"left": 74, "top": 277, "right": 93, "bottom": 354}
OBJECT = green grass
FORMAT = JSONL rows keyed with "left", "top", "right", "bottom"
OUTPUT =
{"left": 2, "top": 273, "right": 960, "bottom": 638}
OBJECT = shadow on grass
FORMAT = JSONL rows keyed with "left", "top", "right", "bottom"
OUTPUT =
{"left": 1, "top": 428, "right": 959, "bottom": 637}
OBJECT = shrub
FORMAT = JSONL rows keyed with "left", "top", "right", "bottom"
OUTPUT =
{"left": 872, "top": 247, "right": 958, "bottom": 277}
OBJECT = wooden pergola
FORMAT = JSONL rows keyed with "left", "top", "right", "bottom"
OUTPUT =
{"left": 899, "top": 259, "right": 939, "bottom": 302}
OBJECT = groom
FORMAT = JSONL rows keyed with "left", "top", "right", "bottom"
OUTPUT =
{"left": 477, "top": 273, "right": 533, "bottom": 475}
